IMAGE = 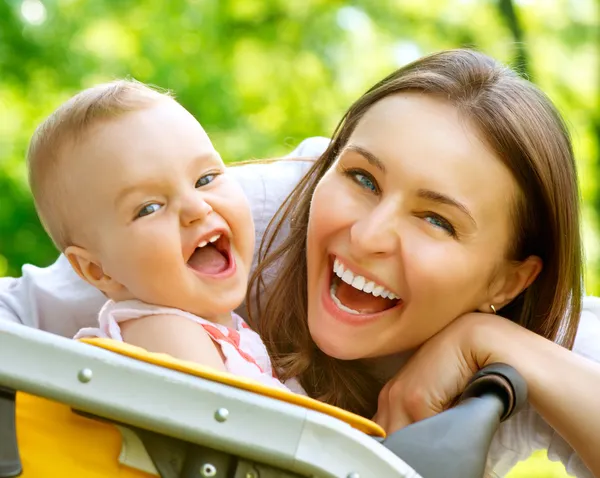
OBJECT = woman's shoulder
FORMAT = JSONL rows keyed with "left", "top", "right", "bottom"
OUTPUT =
{"left": 228, "top": 137, "right": 330, "bottom": 233}
{"left": 228, "top": 136, "right": 329, "bottom": 183}
{"left": 574, "top": 296, "right": 600, "bottom": 362}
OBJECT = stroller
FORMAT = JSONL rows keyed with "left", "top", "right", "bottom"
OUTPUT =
{"left": 0, "top": 319, "right": 526, "bottom": 478}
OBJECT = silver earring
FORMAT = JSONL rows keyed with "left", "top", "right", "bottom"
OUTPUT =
{"left": 490, "top": 304, "right": 497, "bottom": 315}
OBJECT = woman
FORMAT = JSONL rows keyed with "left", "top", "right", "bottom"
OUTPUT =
{"left": 247, "top": 49, "right": 600, "bottom": 476}
{"left": 1, "top": 50, "right": 599, "bottom": 476}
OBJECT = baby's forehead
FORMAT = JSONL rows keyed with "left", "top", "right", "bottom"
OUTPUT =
{"left": 65, "top": 118, "right": 221, "bottom": 192}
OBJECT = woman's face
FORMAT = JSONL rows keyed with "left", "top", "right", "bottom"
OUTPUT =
{"left": 306, "top": 92, "right": 524, "bottom": 360}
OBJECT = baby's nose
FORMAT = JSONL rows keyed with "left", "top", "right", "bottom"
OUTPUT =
{"left": 180, "top": 194, "right": 213, "bottom": 225}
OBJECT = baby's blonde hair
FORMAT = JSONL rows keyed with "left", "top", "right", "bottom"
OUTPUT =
{"left": 27, "top": 79, "right": 172, "bottom": 250}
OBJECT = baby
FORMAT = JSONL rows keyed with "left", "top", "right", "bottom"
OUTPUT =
{"left": 27, "top": 79, "right": 291, "bottom": 391}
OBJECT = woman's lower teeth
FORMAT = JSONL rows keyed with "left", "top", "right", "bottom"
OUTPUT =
{"left": 330, "top": 283, "right": 361, "bottom": 315}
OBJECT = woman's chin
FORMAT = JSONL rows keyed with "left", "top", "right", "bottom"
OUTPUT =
{"left": 310, "top": 327, "right": 367, "bottom": 360}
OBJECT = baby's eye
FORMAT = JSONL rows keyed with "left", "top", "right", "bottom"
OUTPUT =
{"left": 196, "top": 173, "right": 217, "bottom": 188}
{"left": 136, "top": 203, "right": 161, "bottom": 218}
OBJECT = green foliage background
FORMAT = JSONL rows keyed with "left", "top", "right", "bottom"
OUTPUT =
{"left": 0, "top": 0, "right": 597, "bottom": 475}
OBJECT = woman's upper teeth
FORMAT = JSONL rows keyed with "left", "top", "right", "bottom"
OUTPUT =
{"left": 333, "top": 258, "right": 398, "bottom": 300}
{"left": 197, "top": 234, "right": 221, "bottom": 248}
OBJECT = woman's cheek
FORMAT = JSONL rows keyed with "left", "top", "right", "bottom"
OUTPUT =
{"left": 403, "top": 237, "right": 467, "bottom": 299}
{"left": 311, "top": 179, "right": 354, "bottom": 233}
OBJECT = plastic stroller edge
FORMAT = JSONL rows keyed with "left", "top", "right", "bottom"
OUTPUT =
{"left": 79, "top": 336, "right": 385, "bottom": 437}
{"left": 0, "top": 320, "right": 420, "bottom": 478}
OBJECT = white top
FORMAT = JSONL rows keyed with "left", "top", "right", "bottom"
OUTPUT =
{"left": 1, "top": 136, "right": 598, "bottom": 477}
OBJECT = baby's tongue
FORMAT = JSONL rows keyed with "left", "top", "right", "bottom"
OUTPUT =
{"left": 187, "top": 245, "right": 228, "bottom": 274}
{"left": 336, "top": 281, "right": 394, "bottom": 314}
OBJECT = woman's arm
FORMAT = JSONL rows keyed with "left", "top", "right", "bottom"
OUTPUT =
{"left": 375, "top": 310, "right": 600, "bottom": 477}
{"left": 493, "top": 317, "right": 600, "bottom": 475}
{"left": 120, "top": 314, "right": 227, "bottom": 372}
{"left": 0, "top": 254, "right": 106, "bottom": 337}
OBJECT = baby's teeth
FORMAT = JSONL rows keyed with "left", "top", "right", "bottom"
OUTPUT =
{"left": 198, "top": 241, "right": 208, "bottom": 248}
{"left": 341, "top": 270, "right": 354, "bottom": 285}
{"left": 363, "top": 281, "right": 375, "bottom": 293}
{"left": 351, "top": 275, "right": 366, "bottom": 290}
{"left": 209, "top": 234, "right": 220, "bottom": 243}
{"left": 372, "top": 285, "right": 384, "bottom": 297}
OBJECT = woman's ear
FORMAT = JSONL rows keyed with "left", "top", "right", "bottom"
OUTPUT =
{"left": 479, "top": 255, "right": 543, "bottom": 313}
{"left": 64, "top": 245, "right": 124, "bottom": 295}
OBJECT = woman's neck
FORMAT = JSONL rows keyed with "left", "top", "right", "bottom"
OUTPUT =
{"left": 363, "top": 350, "right": 415, "bottom": 384}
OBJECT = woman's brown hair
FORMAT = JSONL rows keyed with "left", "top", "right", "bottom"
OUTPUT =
{"left": 248, "top": 49, "right": 583, "bottom": 418}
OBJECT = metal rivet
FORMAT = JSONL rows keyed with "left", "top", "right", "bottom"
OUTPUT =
{"left": 78, "top": 368, "right": 93, "bottom": 383}
{"left": 347, "top": 473, "right": 360, "bottom": 478}
{"left": 214, "top": 407, "right": 229, "bottom": 422}
{"left": 199, "top": 463, "right": 217, "bottom": 477}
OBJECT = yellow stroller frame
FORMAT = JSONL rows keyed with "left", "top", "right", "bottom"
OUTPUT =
{"left": 0, "top": 319, "right": 526, "bottom": 478}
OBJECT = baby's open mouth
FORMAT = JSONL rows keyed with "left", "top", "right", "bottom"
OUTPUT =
{"left": 330, "top": 258, "right": 401, "bottom": 315}
{"left": 187, "top": 233, "right": 232, "bottom": 275}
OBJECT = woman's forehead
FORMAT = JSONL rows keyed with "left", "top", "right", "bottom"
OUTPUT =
{"left": 344, "top": 93, "right": 520, "bottom": 223}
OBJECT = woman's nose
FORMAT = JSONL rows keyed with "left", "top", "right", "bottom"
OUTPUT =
{"left": 349, "top": 201, "right": 400, "bottom": 256}
{"left": 180, "top": 191, "right": 213, "bottom": 226}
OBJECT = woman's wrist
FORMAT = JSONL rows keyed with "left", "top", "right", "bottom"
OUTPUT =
{"left": 464, "top": 312, "right": 595, "bottom": 424}
{"left": 459, "top": 312, "right": 557, "bottom": 398}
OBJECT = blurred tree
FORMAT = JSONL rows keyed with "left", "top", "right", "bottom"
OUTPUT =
{"left": 1, "top": 0, "right": 597, "bottom": 283}
{"left": 496, "top": 0, "right": 530, "bottom": 78}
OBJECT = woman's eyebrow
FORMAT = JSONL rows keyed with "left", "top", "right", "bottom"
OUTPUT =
{"left": 417, "top": 188, "right": 476, "bottom": 225}
{"left": 344, "top": 144, "right": 386, "bottom": 173}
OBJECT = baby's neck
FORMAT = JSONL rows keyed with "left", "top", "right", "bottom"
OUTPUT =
{"left": 209, "top": 311, "right": 234, "bottom": 328}
{"left": 106, "top": 289, "right": 235, "bottom": 329}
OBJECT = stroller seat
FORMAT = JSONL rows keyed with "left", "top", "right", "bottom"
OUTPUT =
{"left": 0, "top": 320, "right": 417, "bottom": 478}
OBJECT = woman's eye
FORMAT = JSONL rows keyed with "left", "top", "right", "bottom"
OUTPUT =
{"left": 345, "top": 169, "right": 378, "bottom": 193}
{"left": 196, "top": 173, "right": 217, "bottom": 188}
{"left": 355, "top": 173, "right": 377, "bottom": 192}
{"left": 136, "top": 203, "right": 161, "bottom": 218}
{"left": 424, "top": 214, "right": 456, "bottom": 237}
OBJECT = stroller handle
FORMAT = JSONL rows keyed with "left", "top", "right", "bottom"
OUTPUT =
{"left": 459, "top": 362, "right": 528, "bottom": 421}
{"left": 382, "top": 363, "right": 528, "bottom": 478}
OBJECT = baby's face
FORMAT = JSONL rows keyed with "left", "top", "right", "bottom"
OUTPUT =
{"left": 65, "top": 100, "right": 255, "bottom": 323}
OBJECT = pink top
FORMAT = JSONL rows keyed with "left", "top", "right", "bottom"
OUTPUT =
{"left": 74, "top": 299, "right": 304, "bottom": 394}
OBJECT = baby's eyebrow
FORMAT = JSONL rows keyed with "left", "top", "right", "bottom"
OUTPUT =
{"left": 114, "top": 179, "right": 164, "bottom": 207}
{"left": 187, "top": 151, "right": 223, "bottom": 172}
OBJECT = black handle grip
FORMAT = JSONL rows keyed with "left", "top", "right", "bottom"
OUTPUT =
{"left": 459, "top": 363, "right": 528, "bottom": 421}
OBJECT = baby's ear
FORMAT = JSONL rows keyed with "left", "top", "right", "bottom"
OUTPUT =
{"left": 64, "top": 246, "right": 122, "bottom": 295}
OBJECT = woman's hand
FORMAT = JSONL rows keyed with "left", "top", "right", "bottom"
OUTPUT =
{"left": 373, "top": 312, "right": 490, "bottom": 433}
{"left": 373, "top": 312, "right": 600, "bottom": 477}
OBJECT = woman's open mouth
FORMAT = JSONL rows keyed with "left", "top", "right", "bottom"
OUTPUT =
{"left": 186, "top": 232, "right": 236, "bottom": 278}
{"left": 328, "top": 257, "right": 402, "bottom": 316}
